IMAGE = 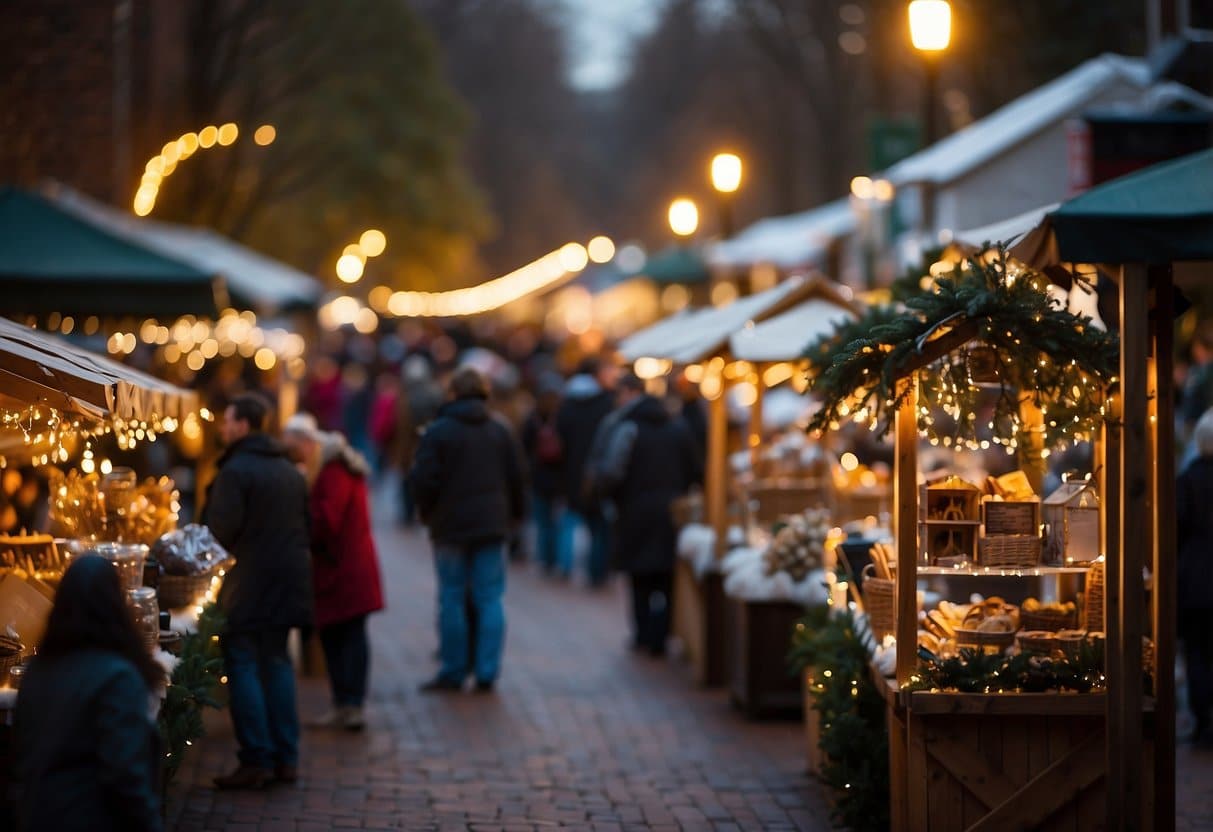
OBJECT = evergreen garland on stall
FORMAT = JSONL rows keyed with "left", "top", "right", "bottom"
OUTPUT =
{"left": 158, "top": 604, "right": 225, "bottom": 782}
{"left": 804, "top": 246, "right": 1118, "bottom": 459}
{"left": 907, "top": 639, "right": 1108, "bottom": 694}
{"left": 788, "top": 607, "right": 889, "bottom": 832}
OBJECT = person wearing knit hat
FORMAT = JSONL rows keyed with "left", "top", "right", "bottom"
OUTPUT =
{"left": 283, "top": 413, "right": 385, "bottom": 730}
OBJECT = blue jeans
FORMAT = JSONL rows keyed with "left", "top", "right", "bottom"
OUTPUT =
{"left": 532, "top": 495, "right": 560, "bottom": 570}
{"left": 557, "top": 509, "right": 610, "bottom": 584}
{"left": 221, "top": 630, "right": 300, "bottom": 769}
{"left": 434, "top": 542, "right": 507, "bottom": 683}
{"left": 318, "top": 614, "right": 369, "bottom": 707}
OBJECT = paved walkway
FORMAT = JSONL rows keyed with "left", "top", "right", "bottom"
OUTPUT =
{"left": 167, "top": 496, "right": 833, "bottom": 831}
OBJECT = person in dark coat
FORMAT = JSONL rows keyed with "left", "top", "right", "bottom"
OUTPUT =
{"left": 521, "top": 376, "right": 565, "bottom": 572}
{"left": 594, "top": 374, "right": 703, "bottom": 656}
{"left": 202, "top": 393, "right": 312, "bottom": 788}
{"left": 283, "top": 413, "right": 385, "bottom": 732}
{"left": 1177, "top": 408, "right": 1213, "bottom": 747}
{"left": 408, "top": 367, "right": 526, "bottom": 692}
{"left": 555, "top": 357, "right": 617, "bottom": 584}
{"left": 15, "top": 554, "right": 165, "bottom": 832}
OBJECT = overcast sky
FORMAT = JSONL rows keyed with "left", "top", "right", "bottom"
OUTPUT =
{"left": 561, "top": 0, "right": 659, "bottom": 90}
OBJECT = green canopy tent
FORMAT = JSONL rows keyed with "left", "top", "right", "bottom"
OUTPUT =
{"left": 0, "top": 187, "right": 224, "bottom": 318}
{"left": 629, "top": 245, "right": 710, "bottom": 285}
{"left": 1042, "top": 147, "right": 1213, "bottom": 832}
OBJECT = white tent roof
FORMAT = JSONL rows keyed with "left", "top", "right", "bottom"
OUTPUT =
{"left": 729, "top": 298, "right": 856, "bottom": 363}
{"left": 884, "top": 54, "right": 1152, "bottom": 187}
{"left": 709, "top": 199, "right": 852, "bottom": 270}
{"left": 952, "top": 203, "right": 1059, "bottom": 250}
{"left": 619, "top": 277, "right": 809, "bottom": 363}
{"left": 44, "top": 184, "right": 322, "bottom": 315}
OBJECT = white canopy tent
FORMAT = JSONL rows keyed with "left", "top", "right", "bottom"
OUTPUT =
{"left": 729, "top": 298, "right": 856, "bottom": 364}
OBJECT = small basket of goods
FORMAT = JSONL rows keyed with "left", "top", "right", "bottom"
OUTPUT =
{"left": 953, "top": 596, "right": 1019, "bottom": 651}
{"left": 1020, "top": 597, "right": 1078, "bottom": 631}
{"left": 153, "top": 524, "right": 232, "bottom": 609}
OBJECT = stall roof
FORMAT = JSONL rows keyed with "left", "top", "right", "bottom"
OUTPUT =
{"left": 729, "top": 297, "right": 857, "bottom": 363}
{"left": 709, "top": 198, "right": 852, "bottom": 270}
{"left": 0, "top": 187, "right": 223, "bottom": 318}
{"left": 45, "top": 185, "right": 322, "bottom": 315}
{"left": 620, "top": 276, "right": 832, "bottom": 364}
{"left": 1050, "top": 148, "right": 1213, "bottom": 264}
{"left": 629, "top": 245, "right": 710, "bottom": 284}
{"left": 952, "top": 203, "right": 1060, "bottom": 251}
{"left": 0, "top": 316, "right": 199, "bottom": 422}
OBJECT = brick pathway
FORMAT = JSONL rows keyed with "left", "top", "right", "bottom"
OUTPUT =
{"left": 167, "top": 496, "right": 834, "bottom": 831}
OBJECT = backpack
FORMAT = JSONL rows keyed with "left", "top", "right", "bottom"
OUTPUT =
{"left": 535, "top": 420, "right": 563, "bottom": 465}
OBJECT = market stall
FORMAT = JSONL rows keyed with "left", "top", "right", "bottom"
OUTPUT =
{"left": 0, "top": 317, "right": 225, "bottom": 793}
{"left": 800, "top": 162, "right": 1200, "bottom": 828}
{"left": 620, "top": 276, "right": 860, "bottom": 708}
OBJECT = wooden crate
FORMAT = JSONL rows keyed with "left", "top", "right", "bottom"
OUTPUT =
{"left": 885, "top": 688, "right": 1155, "bottom": 831}
{"left": 725, "top": 596, "right": 805, "bottom": 719}
{"left": 672, "top": 560, "right": 726, "bottom": 687}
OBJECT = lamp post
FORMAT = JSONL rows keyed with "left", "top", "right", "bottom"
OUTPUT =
{"left": 908, "top": 0, "right": 951, "bottom": 239}
{"left": 709, "top": 152, "right": 742, "bottom": 240}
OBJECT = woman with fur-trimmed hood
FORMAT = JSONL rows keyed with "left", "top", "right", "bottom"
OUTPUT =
{"left": 284, "top": 413, "right": 385, "bottom": 731}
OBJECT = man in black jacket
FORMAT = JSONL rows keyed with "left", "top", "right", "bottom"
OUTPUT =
{"left": 202, "top": 393, "right": 312, "bottom": 789}
{"left": 554, "top": 357, "right": 617, "bottom": 585}
{"left": 594, "top": 375, "right": 703, "bottom": 656}
{"left": 408, "top": 368, "right": 525, "bottom": 692}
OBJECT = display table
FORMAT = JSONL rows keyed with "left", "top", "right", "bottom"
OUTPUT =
{"left": 725, "top": 597, "right": 804, "bottom": 718}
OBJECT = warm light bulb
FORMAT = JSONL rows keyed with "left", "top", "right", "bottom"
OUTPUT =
{"left": 359, "top": 229, "right": 386, "bottom": 257}
{"left": 253, "top": 124, "right": 276, "bottom": 146}
{"left": 909, "top": 0, "right": 952, "bottom": 51}
{"left": 668, "top": 198, "right": 699, "bottom": 237}
{"left": 335, "top": 254, "right": 364, "bottom": 283}
{"left": 710, "top": 153, "right": 743, "bottom": 194}
{"left": 586, "top": 236, "right": 615, "bottom": 264}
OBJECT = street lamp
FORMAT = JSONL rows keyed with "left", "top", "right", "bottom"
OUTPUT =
{"left": 908, "top": 0, "right": 951, "bottom": 146}
{"left": 709, "top": 152, "right": 743, "bottom": 239}
{"left": 668, "top": 198, "right": 699, "bottom": 238}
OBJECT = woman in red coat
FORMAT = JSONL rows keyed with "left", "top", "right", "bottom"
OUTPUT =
{"left": 284, "top": 413, "right": 385, "bottom": 731}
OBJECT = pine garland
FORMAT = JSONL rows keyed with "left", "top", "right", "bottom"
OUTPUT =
{"left": 788, "top": 607, "right": 889, "bottom": 832}
{"left": 907, "top": 640, "right": 1107, "bottom": 694}
{"left": 804, "top": 247, "right": 1118, "bottom": 459}
{"left": 158, "top": 604, "right": 225, "bottom": 782}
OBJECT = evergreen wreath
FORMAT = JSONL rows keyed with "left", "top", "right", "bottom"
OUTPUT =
{"left": 804, "top": 246, "right": 1118, "bottom": 459}
{"left": 788, "top": 607, "right": 889, "bottom": 832}
{"left": 159, "top": 604, "right": 225, "bottom": 783}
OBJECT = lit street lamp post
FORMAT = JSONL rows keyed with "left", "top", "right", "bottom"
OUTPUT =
{"left": 709, "top": 152, "right": 742, "bottom": 240}
{"left": 908, "top": 0, "right": 951, "bottom": 236}
{"left": 668, "top": 197, "right": 699, "bottom": 238}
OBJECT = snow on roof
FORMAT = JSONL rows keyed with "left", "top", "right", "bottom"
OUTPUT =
{"left": 44, "top": 184, "right": 322, "bottom": 314}
{"left": 708, "top": 198, "right": 853, "bottom": 269}
{"left": 952, "top": 202, "right": 1059, "bottom": 250}
{"left": 729, "top": 298, "right": 856, "bottom": 363}
{"left": 884, "top": 54, "right": 1152, "bottom": 187}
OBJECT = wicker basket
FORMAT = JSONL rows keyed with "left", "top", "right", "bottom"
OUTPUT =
{"left": 861, "top": 564, "right": 896, "bottom": 641}
{"left": 1084, "top": 561, "right": 1104, "bottom": 632}
{"left": 954, "top": 626, "right": 1015, "bottom": 651}
{"left": 1017, "top": 631, "right": 1058, "bottom": 655}
{"left": 158, "top": 571, "right": 214, "bottom": 610}
{"left": 1021, "top": 607, "right": 1078, "bottom": 632}
{"left": 978, "top": 535, "right": 1042, "bottom": 568}
{"left": 983, "top": 500, "right": 1040, "bottom": 536}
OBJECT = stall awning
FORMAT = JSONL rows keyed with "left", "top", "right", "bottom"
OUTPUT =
{"left": 1050, "top": 148, "right": 1213, "bottom": 264}
{"left": 729, "top": 298, "right": 857, "bottom": 363}
{"left": 0, "top": 187, "right": 223, "bottom": 318}
{"left": 619, "top": 276, "right": 836, "bottom": 364}
{"left": 45, "top": 185, "right": 322, "bottom": 315}
{"left": 952, "top": 203, "right": 1060, "bottom": 253}
{"left": 708, "top": 198, "right": 853, "bottom": 270}
{"left": 0, "top": 316, "right": 199, "bottom": 423}
{"left": 628, "top": 246, "right": 710, "bottom": 284}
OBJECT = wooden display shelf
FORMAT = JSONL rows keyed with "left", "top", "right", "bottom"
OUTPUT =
{"left": 917, "top": 565, "right": 1091, "bottom": 577}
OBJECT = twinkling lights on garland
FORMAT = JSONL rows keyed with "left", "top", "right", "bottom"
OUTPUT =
{"left": 805, "top": 246, "right": 1118, "bottom": 459}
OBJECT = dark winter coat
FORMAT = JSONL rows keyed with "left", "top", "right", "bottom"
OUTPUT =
{"left": 598, "top": 395, "right": 703, "bottom": 575}
{"left": 521, "top": 408, "right": 564, "bottom": 498}
{"left": 1177, "top": 455, "right": 1213, "bottom": 617}
{"left": 202, "top": 433, "right": 313, "bottom": 634}
{"left": 408, "top": 397, "right": 526, "bottom": 546}
{"left": 15, "top": 649, "right": 161, "bottom": 832}
{"left": 310, "top": 449, "right": 385, "bottom": 630}
{"left": 556, "top": 374, "right": 615, "bottom": 513}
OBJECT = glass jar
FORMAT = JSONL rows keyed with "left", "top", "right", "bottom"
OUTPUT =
{"left": 128, "top": 586, "right": 159, "bottom": 653}
{"left": 93, "top": 542, "right": 149, "bottom": 592}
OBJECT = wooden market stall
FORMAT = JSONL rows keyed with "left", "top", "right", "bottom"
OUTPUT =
{"left": 618, "top": 276, "right": 858, "bottom": 694}
{"left": 804, "top": 148, "right": 1213, "bottom": 831}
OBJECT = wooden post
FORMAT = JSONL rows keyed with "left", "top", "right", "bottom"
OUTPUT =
{"left": 1101, "top": 388, "right": 1122, "bottom": 821}
{"left": 708, "top": 382, "right": 729, "bottom": 558}
{"left": 895, "top": 376, "right": 919, "bottom": 686}
{"left": 1112, "top": 264, "right": 1148, "bottom": 831}
{"left": 1019, "top": 395, "right": 1046, "bottom": 494}
{"left": 749, "top": 367, "right": 764, "bottom": 469}
{"left": 1151, "top": 266, "right": 1176, "bottom": 832}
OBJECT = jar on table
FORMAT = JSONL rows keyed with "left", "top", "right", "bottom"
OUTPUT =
{"left": 92, "top": 542, "right": 148, "bottom": 592}
{"left": 128, "top": 586, "right": 160, "bottom": 653}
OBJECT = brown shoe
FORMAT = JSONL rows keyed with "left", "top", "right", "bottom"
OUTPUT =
{"left": 274, "top": 763, "right": 298, "bottom": 784}
{"left": 213, "top": 764, "right": 273, "bottom": 790}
